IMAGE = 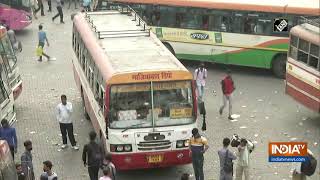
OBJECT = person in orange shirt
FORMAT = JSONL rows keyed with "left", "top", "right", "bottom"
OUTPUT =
{"left": 188, "top": 128, "right": 209, "bottom": 180}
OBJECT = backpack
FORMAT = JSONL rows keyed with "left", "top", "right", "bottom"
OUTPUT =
{"left": 223, "top": 149, "right": 233, "bottom": 174}
{"left": 89, "top": 143, "right": 103, "bottom": 165}
{"left": 301, "top": 154, "right": 317, "bottom": 176}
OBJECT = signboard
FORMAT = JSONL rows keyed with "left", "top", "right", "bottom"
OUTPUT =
{"left": 153, "top": 27, "right": 215, "bottom": 44}
{"left": 170, "top": 108, "right": 192, "bottom": 119}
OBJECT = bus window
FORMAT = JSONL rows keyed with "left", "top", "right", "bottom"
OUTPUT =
{"left": 109, "top": 83, "right": 152, "bottom": 129}
{"left": 309, "top": 43, "right": 319, "bottom": 69}
{"left": 0, "top": 36, "right": 17, "bottom": 70}
{"left": 159, "top": 6, "right": 176, "bottom": 28}
{"left": 180, "top": 11, "right": 202, "bottom": 30}
{"left": 297, "top": 38, "right": 309, "bottom": 64}
{"left": 0, "top": 79, "right": 8, "bottom": 104}
{"left": 153, "top": 81, "right": 194, "bottom": 127}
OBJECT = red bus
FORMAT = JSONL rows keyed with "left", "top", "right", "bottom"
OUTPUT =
{"left": 72, "top": 7, "right": 198, "bottom": 170}
{"left": 0, "top": 0, "right": 32, "bottom": 30}
{"left": 286, "top": 19, "right": 320, "bottom": 112}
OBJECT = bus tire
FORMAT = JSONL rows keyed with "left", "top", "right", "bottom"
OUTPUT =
{"left": 163, "top": 42, "right": 175, "bottom": 56}
{"left": 272, "top": 54, "right": 286, "bottom": 79}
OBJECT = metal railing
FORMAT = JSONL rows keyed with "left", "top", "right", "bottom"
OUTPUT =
{"left": 299, "top": 16, "right": 320, "bottom": 27}
{"left": 84, "top": 2, "right": 151, "bottom": 39}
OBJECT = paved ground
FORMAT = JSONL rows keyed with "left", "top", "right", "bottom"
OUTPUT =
{"left": 13, "top": 4, "right": 320, "bottom": 180}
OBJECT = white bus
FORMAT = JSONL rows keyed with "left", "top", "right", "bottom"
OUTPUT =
{"left": 72, "top": 7, "right": 198, "bottom": 170}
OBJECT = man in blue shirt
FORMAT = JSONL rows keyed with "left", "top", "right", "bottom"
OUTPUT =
{"left": 83, "top": 0, "right": 91, "bottom": 11}
{"left": 38, "top": 25, "right": 51, "bottom": 62}
{"left": 0, "top": 119, "right": 17, "bottom": 160}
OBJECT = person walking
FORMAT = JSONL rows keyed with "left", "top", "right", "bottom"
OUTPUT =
{"left": 56, "top": 94, "right": 79, "bottom": 150}
{"left": 218, "top": 137, "right": 237, "bottom": 180}
{"left": 52, "top": 0, "right": 64, "bottom": 24}
{"left": 82, "top": 131, "right": 104, "bottom": 180}
{"left": 47, "top": 0, "right": 52, "bottom": 12}
{"left": 219, "top": 69, "right": 235, "bottom": 120}
{"left": 194, "top": 63, "right": 207, "bottom": 102}
{"left": 29, "top": 0, "right": 38, "bottom": 19}
{"left": 101, "top": 153, "right": 116, "bottom": 180}
{"left": 35, "top": 0, "right": 45, "bottom": 16}
{"left": 0, "top": 119, "right": 17, "bottom": 160}
{"left": 82, "top": 0, "right": 91, "bottom": 11}
{"left": 189, "top": 128, "right": 209, "bottom": 180}
{"left": 40, "top": 160, "right": 58, "bottom": 180}
{"left": 21, "top": 140, "right": 34, "bottom": 180}
{"left": 6, "top": 26, "right": 22, "bottom": 52}
{"left": 68, "top": 0, "right": 78, "bottom": 9}
{"left": 99, "top": 167, "right": 112, "bottom": 180}
{"left": 37, "top": 24, "right": 50, "bottom": 62}
{"left": 235, "top": 139, "right": 254, "bottom": 180}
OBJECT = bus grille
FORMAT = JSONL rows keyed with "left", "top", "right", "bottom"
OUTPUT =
{"left": 137, "top": 140, "right": 171, "bottom": 151}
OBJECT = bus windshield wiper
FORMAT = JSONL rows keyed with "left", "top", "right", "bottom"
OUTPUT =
{"left": 122, "top": 122, "right": 147, "bottom": 132}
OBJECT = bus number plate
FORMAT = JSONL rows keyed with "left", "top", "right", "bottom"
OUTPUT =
{"left": 147, "top": 154, "right": 164, "bottom": 163}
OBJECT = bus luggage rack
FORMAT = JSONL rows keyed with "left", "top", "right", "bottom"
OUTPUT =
{"left": 84, "top": 3, "right": 151, "bottom": 39}
{"left": 97, "top": 29, "right": 150, "bottom": 39}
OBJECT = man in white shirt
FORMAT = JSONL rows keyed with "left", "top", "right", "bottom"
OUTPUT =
{"left": 194, "top": 63, "right": 207, "bottom": 102}
{"left": 56, "top": 95, "right": 79, "bottom": 150}
{"left": 235, "top": 139, "right": 254, "bottom": 180}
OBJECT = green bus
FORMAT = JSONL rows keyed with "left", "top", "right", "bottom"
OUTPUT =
{"left": 111, "top": 0, "right": 319, "bottom": 78}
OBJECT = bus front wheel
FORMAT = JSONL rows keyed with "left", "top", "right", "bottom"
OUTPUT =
{"left": 272, "top": 54, "right": 286, "bottom": 79}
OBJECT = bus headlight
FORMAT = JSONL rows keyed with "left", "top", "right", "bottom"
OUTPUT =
{"left": 176, "top": 140, "right": 188, "bottom": 148}
{"left": 110, "top": 144, "right": 132, "bottom": 152}
{"left": 116, "top": 145, "right": 124, "bottom": 152}
{"left": 124, "top": 144, "right": 132, "bottom": 152}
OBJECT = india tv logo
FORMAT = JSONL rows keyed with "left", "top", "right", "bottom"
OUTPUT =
{"left": 269, "top": 142, "right": 307, "bottom": 162}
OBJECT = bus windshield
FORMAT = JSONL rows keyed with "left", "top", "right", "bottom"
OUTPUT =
{"left": 109, "top": 81, "right": 195, "bottom": 129}
{"left": 0, "top": 0, "right": 30, "bottom": 11}
{"left": 0, "top": 36, "right": 17, "bottom": 71}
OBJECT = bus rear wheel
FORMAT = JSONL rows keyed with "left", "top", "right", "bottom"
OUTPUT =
{"left": 272, "top": 54, "right": 286, "bottom": 79}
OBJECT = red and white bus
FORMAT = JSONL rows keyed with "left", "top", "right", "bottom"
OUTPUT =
{"left": 286, "top": 20, "right": 320, "bottom": 112}
{"left": 72, "top": 8, "right": 198, "bottom": 170}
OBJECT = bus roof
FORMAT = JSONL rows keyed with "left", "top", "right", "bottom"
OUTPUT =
{"left": 113, "top": 0, "right": 320, "bottom": 15}
{"left": 290, "top": 23, "right": 320, "bottom": 45}
{"left": 73, "top": 11, "right": 192, "bottom": 84}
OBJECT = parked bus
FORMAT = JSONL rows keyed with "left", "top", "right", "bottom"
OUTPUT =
{"left": 0, "top": 0, "right": 32, "bottom": 30}
{"left": 72, "top": 7, "right": 197, "bottom": 170}
{"left": 0, "top": 56, "right": 16, "bottom": 125}
{"left": 286, "top": 19, "right": 320, "bottom": 113}
{"left": 0, "top": 140, "right": 18, "bottom": 180}
{"left": 110, "top": 0, "right": 320, "bottom": 78}
{"left": 0, "top": 26, "right": 22, "bottom": 100}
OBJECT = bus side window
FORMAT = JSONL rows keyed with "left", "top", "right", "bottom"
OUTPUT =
{"left": 0, "top": 80, "right": 8, "bottom": 104}
{"left": 308, "top": 43, "right": 319, "bottom": 70}
{"left": 297, "top": 38, "right": 309, "bottom": 64}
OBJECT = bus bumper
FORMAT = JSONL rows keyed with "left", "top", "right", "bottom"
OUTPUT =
{"left": 13, "top": 83, "right": 22, "bottom": 100}
{"left": 112, "top": 149, "right": 191, "bottom": 170}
